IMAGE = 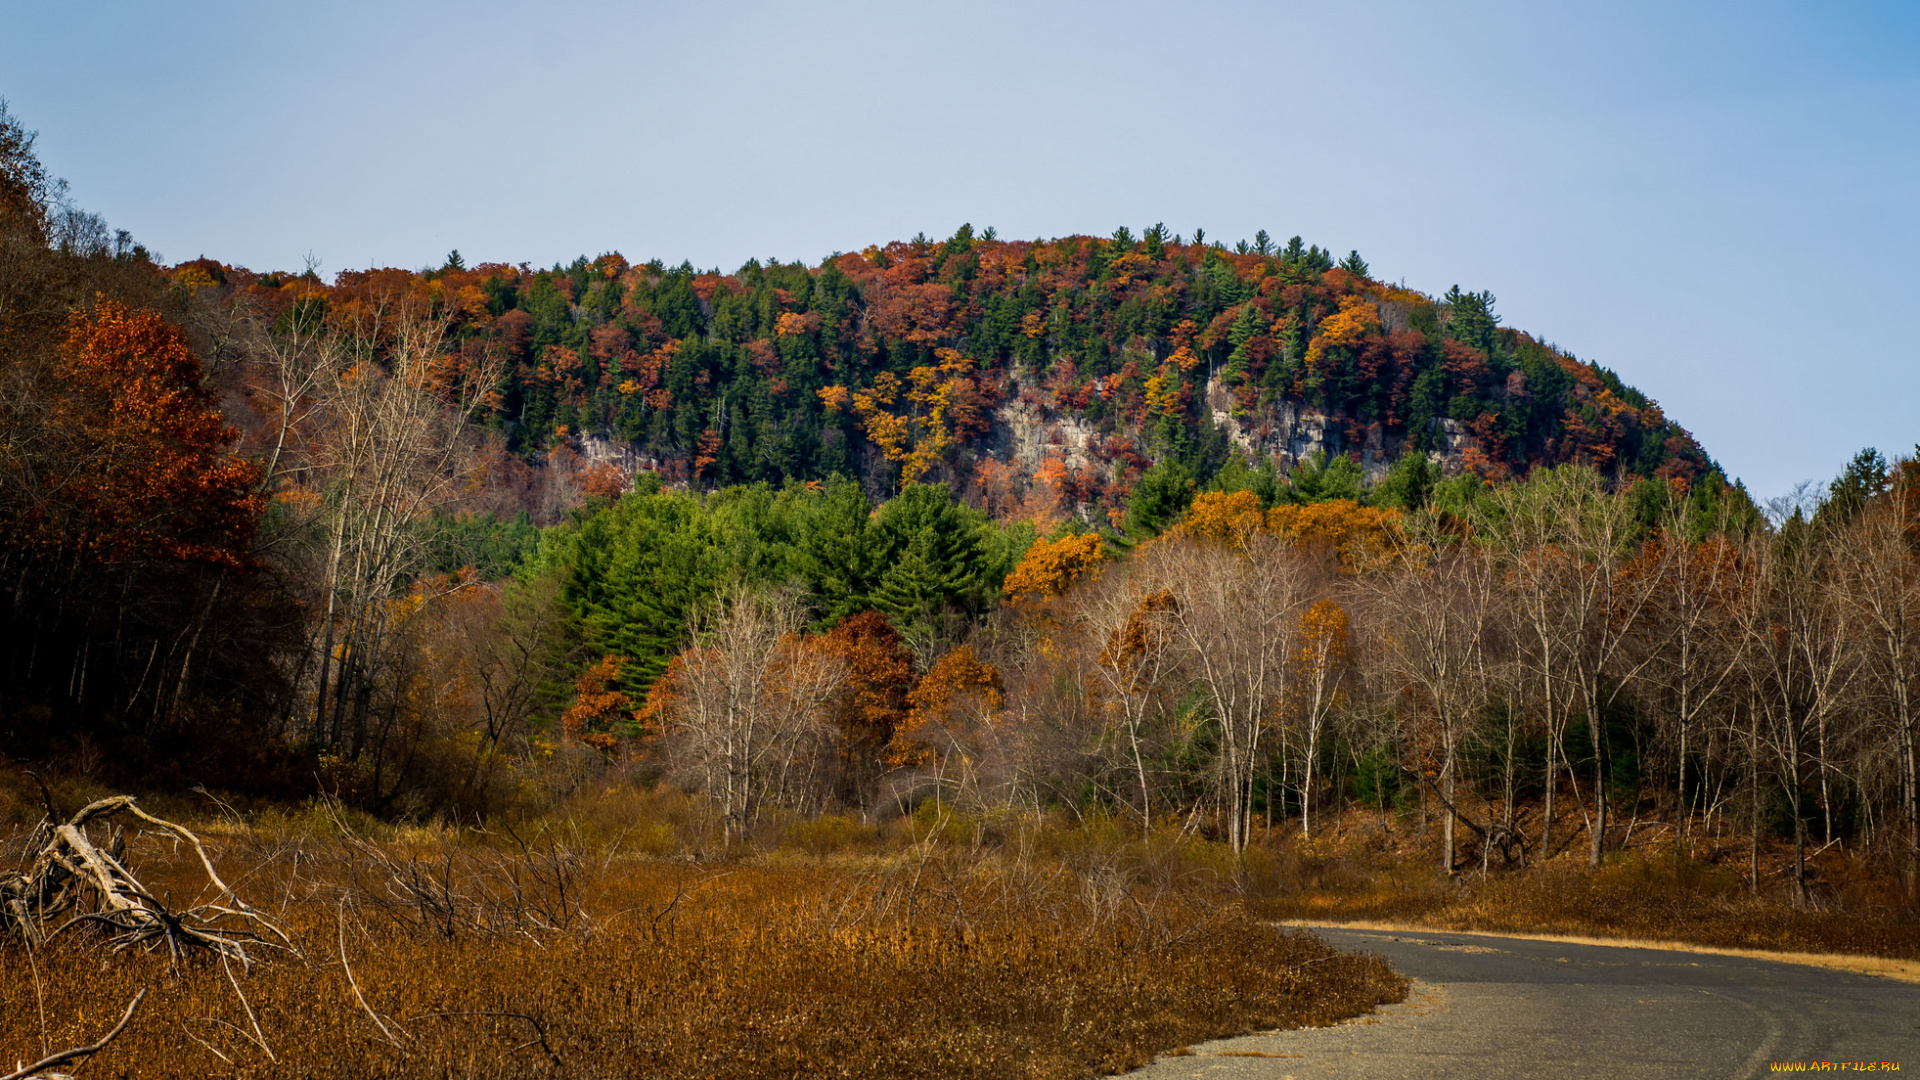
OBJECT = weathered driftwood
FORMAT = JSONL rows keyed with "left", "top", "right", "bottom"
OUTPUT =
{"left": 0, "top": 796, "right": 291, "bottom": 968}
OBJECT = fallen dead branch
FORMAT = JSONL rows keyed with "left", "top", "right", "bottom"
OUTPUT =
{"left": 320, "top": 802, "right": 592, "bottom": 942}
{"left": 0, "top": 796, "right": 292, "bottom": 968}
{"left": 338, "top": 900, "right": 407, "bottom": 1049}
{"left": 1, "top": 987, "right": 145, "bottom": 1080}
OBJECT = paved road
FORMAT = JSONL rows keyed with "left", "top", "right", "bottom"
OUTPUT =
{"left": 1129, "top": 926, "right": 1920, "bottom": 1079}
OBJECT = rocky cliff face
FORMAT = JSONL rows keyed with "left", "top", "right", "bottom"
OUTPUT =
{"left": 987, "top": 394, "right": 1106, "bottom": 473}
{"left": 1200, "top": 378, "right": 1473, "bottom": 482}
{"left": 984, "top": 374, "right": 1471, "bottom": 487}
{"left": 578, "top": 431, "right": 654, "bottom": 474}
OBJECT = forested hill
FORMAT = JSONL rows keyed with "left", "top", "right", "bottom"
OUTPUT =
{"left": 181, "top": 224, "right": 1718, "bottom": 514}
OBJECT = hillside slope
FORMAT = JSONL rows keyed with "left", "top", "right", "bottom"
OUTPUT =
{"left": 184, "top": 224, "right": 1717, "bottom": 518}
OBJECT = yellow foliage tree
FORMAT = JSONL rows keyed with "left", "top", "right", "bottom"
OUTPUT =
{"left": 1177, "top": 491, "right": 1400, "bottom": 572}
{"left": 846, "top": 348, "right": 984, "bottom": 485}
{"left": 1141, "top": 364, "right": 1184, "bottom": 417}
{"left": 1267, "top": 500, "right": 1401, "bottom": 573}
{"left": 1001, "top": 532, "right": 1107, "bottom": 603}
{"left": 1177, "top": 490, "right": 1268, "bottom": 548}
{"left": 1303, "top": 295, "right": 1381, "bottom": 373}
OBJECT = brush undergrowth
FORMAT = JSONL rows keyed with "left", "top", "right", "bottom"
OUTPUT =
{"left": 1246, "top": 820, "right": 1920, "bottom": 959}
{"left": 0, "top": 788, "right": 1405, "bottom": 1079}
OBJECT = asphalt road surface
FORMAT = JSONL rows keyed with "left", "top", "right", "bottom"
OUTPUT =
{"left": 1128, "top": 926, "right": 1920, "bottom": 1079}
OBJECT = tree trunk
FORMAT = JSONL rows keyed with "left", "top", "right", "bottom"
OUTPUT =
{"left": 1792, "top": 780, "right": 1809, "bottom": 908}
{"left": 1903, "top": 715, "right": 1918, "bottom": 903}
{"left": 1588, "top": 705, "right": 1607, "bottom": 867}
{"left": 1749, "top": 704, "right": 1761, "bottom": 895}
{"left": 1542, "top": 737, "right": 1556, "bottom": 861}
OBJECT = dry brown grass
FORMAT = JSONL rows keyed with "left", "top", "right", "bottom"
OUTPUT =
{"left": 1246, "top": 821, "right": 1920, "bottom": 964}
{"left": 0, "top": 807, "right": 1405, "bottom": 1079}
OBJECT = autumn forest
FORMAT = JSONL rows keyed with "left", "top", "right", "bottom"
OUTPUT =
{"left": 2, "top": 96, "right": 1919, "bottom": 1078}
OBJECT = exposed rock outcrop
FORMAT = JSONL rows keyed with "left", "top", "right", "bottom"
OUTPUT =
{"left": 979, "top": 373, "right": 1471, "bottom": 488}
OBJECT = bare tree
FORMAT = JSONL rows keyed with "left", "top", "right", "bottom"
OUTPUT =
{"left": 1735, "top": 512, "right": 1858, "bottom": 905}
{"left": 1626, "top": 501, "right": 1747, "bottom": 844}
{"left": 295, "top": 299, "right": 504, "bottom": 762}
{"left": 1833, "top": 485, "right": 1920, "bottom": 899}
{"left": 1152, "top": 534, "right": 1313, "bottom": 855}
{"left": 1080, "top": 569, "right": 1184, "bottom": 836}
{"left": 1365, "top": 537, "right": 1503, "bottom": 872}
{"left": 653, "top": 586, "right": 845, "bottom": 842}
{"left": 442, "top": 574, "right": 575, "bottom": 811}
{"left": 1481, "top": 466, "right": 1649, "bottom": 865}
{"left": 1288, "top": 595, "right": 1353, "bottom": 837}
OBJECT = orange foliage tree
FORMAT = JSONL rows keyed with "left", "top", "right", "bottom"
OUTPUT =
{"left": 47, "top": 298, "right": 265, "bottom": 568}
{"left": 579, "top": 461, "right": 631, "bottom": 502}
{"left": 562, "top": 654, "right": 633, "bottom": 757}
{"left": 1001, "top": 532, "right": 1106, "bottom": 604}
{"left": 889, "top": 646, "right": 1006, "bottom": 794}
{"left": 813, "top": 611, "right": 918, "bottom": 804}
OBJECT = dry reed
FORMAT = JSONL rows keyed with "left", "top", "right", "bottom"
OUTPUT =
{"left": 0, "top": 812, "right": 1404, "bottom": 1079}
{"left": 1247, "top": 822, "right": 1920, "bottom": 960}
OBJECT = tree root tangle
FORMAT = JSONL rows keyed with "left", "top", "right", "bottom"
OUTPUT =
{"left": 0, "top": 795, "right": 292, "bottom": 969}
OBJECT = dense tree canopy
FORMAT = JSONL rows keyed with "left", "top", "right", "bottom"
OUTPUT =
{"left": 180, "top": 223, "right": 1718, "bottom": 524}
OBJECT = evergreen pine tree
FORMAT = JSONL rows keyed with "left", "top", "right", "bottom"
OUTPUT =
{"left": 1127, "top": 460, "right": 1196, "bottom": 537}
{"left": 868, "top": 484, "right": 992, "bottom": 631}
{"left": 1443, "top": 286, "right": 1500, "bottom": 354}
{"left": 795, "top": 476, "right": 878, "bottom": 622}
{"left": 1284, "top": 450, "right": 1366, "bottom": 504}
{"left": 1223, "top": 303, "right": 1265, "bottom": 379}
{"left": 1143, "top": 223, "right": 1168, "bottom": 260}
{"left": 1820, "top": 446, "right": 1890, "bottom": 527}
{"left": 871, "top": 531, "right": 949, "bottom": 635}
{"left": 1373, "top": 450, "right": 1433, "bottom": 510}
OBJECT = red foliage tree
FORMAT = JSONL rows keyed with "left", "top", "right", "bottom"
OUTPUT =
{"left": 563, "top": 654, "right": 632, "bottom": 757}
{"left": 815, "top": 611, "right": 918, "bottom": 802}
{"left": 45, "top": 299, "right": 264, "bottom": 568}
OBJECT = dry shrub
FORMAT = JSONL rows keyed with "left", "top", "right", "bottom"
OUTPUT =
{"left": 543, "top": 780, "right": 725, "bottom": 855}
{"left": 1, "top": 814, "right": 1405, "bottom": 1080}
{"left": 1245, "top": 830, "right": 1455, "bottom": 923}
{"left": 1248, "top": 827, "right": 1920, "bottom": 960}
{"left": 1435, "top": 852, "right": 1920, "bottom": 958}
{"left": 779, "top": 813, "right": 881, "bottom": 856}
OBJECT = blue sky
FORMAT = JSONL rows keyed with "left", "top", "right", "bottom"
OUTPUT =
{"left": 5, "top": 1, "right": 1916, "bottom": 497}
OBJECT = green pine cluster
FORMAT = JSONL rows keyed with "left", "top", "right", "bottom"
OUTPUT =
{"left": 517, "top": 476, "right": 1031, "bottom": 691}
